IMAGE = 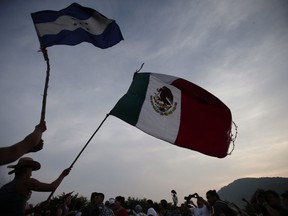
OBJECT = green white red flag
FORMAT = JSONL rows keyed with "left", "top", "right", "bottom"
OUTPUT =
{"left": 110, "top": 72, "right": 233, "bottom": 158}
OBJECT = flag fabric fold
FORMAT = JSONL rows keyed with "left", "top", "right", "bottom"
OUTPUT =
{"left": 31, "top": 3, "right": 123, "bottom": 48}
{"left": 110, "top": 72, "right": 232, "bottom": 158}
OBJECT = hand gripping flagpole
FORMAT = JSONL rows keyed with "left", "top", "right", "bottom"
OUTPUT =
{"left": 46, "top": 113, "right": 110, "bottom": 201}
{"left": 40, "top": 47, "right": 50, "bottom": 123}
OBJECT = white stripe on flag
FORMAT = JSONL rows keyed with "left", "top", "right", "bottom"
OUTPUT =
{"left": 35, "top": 12, "right": 113, "bottom": 37}
{"left": 136, "top": 75, "right": 182, "bottom": 143}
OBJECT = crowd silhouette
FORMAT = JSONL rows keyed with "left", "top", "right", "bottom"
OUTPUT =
{"left": 20, "top": 188, "right": 288, "bottom": 216}
{"left": 0, "top": 123, "right": 287, "bottom": 216}
{"left": 1, "top": 155, "right": 288, "bottom": 216}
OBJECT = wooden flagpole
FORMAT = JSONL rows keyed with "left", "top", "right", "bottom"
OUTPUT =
{"left": 46, "top": 113, "right": 110, "bottom": 201}
{"left": 40, "top": 48, "right": 50, "bottom": 122}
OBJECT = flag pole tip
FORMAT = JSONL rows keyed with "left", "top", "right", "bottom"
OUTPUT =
{"left": 135, "top": 63, "right": 144, "bottom": 73}
{"left": 134, "top": 63, "right": 144, "bottom": 79}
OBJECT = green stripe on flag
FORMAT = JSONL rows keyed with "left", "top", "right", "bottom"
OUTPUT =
{"left": 110, "top": 73, "right": 150, "bottom": 125}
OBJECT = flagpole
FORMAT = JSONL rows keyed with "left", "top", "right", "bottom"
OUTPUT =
{"left": 46, "top": 113, "right": 110, "bottom": 201}
{"left": 40, "top": 48, "right": 50, "bottom": 123}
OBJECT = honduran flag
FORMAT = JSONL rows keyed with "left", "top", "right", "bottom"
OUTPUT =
{"left": 110, "top": 73, "right": 232, "bottom": 158}
{"left": 31, "top": 3, "right": 123, "bottom": 48}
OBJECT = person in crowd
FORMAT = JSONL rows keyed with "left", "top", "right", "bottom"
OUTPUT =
{"left": 109, "top": 198, "right": 116, "bottom": 210}
{"left": 250, "top": 188, "right": 269, "bottom": 215}
{"left": 97, "top": 193, "right": 115, "bottom": 216}
{"left": 0, "top": 157, "right": 71, "bottom": 216}
{"left": 113, "top": 196, "right": 128, "bottom": 216}
{"left": 82, "top": 192, "right": 100, "bottom": 216}
{"left": 105, "top": 200, "right": 110, "bottom": 208}
{"left": 26, "top": 200, "right": 50, "bottom": 216}
{"left": 132, "top": 204, "right": 147, "bottom": 216}
{"left": 179, "top": 203, "right": 192, "bottom": 216}
{"left": 190, "top": 194, "right": 210, "bottom": 216}
{"left": 281, "top": 191, "right": 288, "bottom": 210}
{"left": 146, "top": 199, "right": 158, "bottom": 216}
{"left": 159, "top": 199, "right": 169, "bottom": 216}
{"left": 264, "top": 190, "right": 288, "bottom": 216}
{"left": 83, "top": 192, "right": 114, "bottom": 216}
{"left": 55, "top": 192, "right": 75, "bottom": 216}
{"left": 206, "top": 190, "right": 232, "bottom": 216}
{"left": 0, "top": 121, "right": 46, "bottom": 165}
{"left": 74, "top": 200, "right": 83, "bottom": 216}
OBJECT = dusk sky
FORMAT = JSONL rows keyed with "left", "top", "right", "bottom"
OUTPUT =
{"left": 0, "top": 0, "right": 287, "bottom": 205}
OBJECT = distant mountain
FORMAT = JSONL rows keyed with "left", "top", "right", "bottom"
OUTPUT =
{"left": 217, "top": 177, "right": 288, "bottom": 208}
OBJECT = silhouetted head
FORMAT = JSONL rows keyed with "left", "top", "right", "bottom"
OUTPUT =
{"left": 206, "top": 190, "right": 220, "bottom": 205}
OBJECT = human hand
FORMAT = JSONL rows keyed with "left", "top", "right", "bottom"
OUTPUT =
{"left": 35, "top": 121, "right": 47, "bottom": 132}
{"left": 29, "top": 139, "right": 44, "bottom": 152}
{"left": 62, "top": 167, "right": 72, "bottom": 177}
{"left": 24, "top": 122, "right": 46, "bottom": 145}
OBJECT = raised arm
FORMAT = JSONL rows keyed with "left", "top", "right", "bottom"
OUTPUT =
{"left": 25, "top": 167, "right": 71, "bottom": 192}
{"left": 0, "top": 121, "right": 46, "bottom": 165}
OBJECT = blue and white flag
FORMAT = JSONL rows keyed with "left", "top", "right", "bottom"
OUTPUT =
{"left": 31, "top": 3, "right": 123, "bottom": 49}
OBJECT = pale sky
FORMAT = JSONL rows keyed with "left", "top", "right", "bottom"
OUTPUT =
{"left": 0, "top": 0, "right": 287, "bottom": 205}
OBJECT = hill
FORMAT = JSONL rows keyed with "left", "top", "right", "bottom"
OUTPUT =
{"left": 217, "top": 177, "right": 288, "bottom": 208}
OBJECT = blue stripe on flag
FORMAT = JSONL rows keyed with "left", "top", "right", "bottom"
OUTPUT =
{"left": 31, "top": 3, "right": 97, "bottom": 23}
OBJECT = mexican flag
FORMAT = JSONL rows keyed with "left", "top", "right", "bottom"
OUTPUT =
{"left": 110, "top": 72, "right": 232, "bottom": 158}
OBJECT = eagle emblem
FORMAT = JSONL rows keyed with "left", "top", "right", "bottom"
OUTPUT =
{"left": 150, "top": 86, "right": 177, "bottom": 115}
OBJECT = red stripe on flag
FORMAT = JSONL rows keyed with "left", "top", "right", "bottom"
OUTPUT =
{"left": 172, "top": 79, "right": 232, "bottom": 158}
